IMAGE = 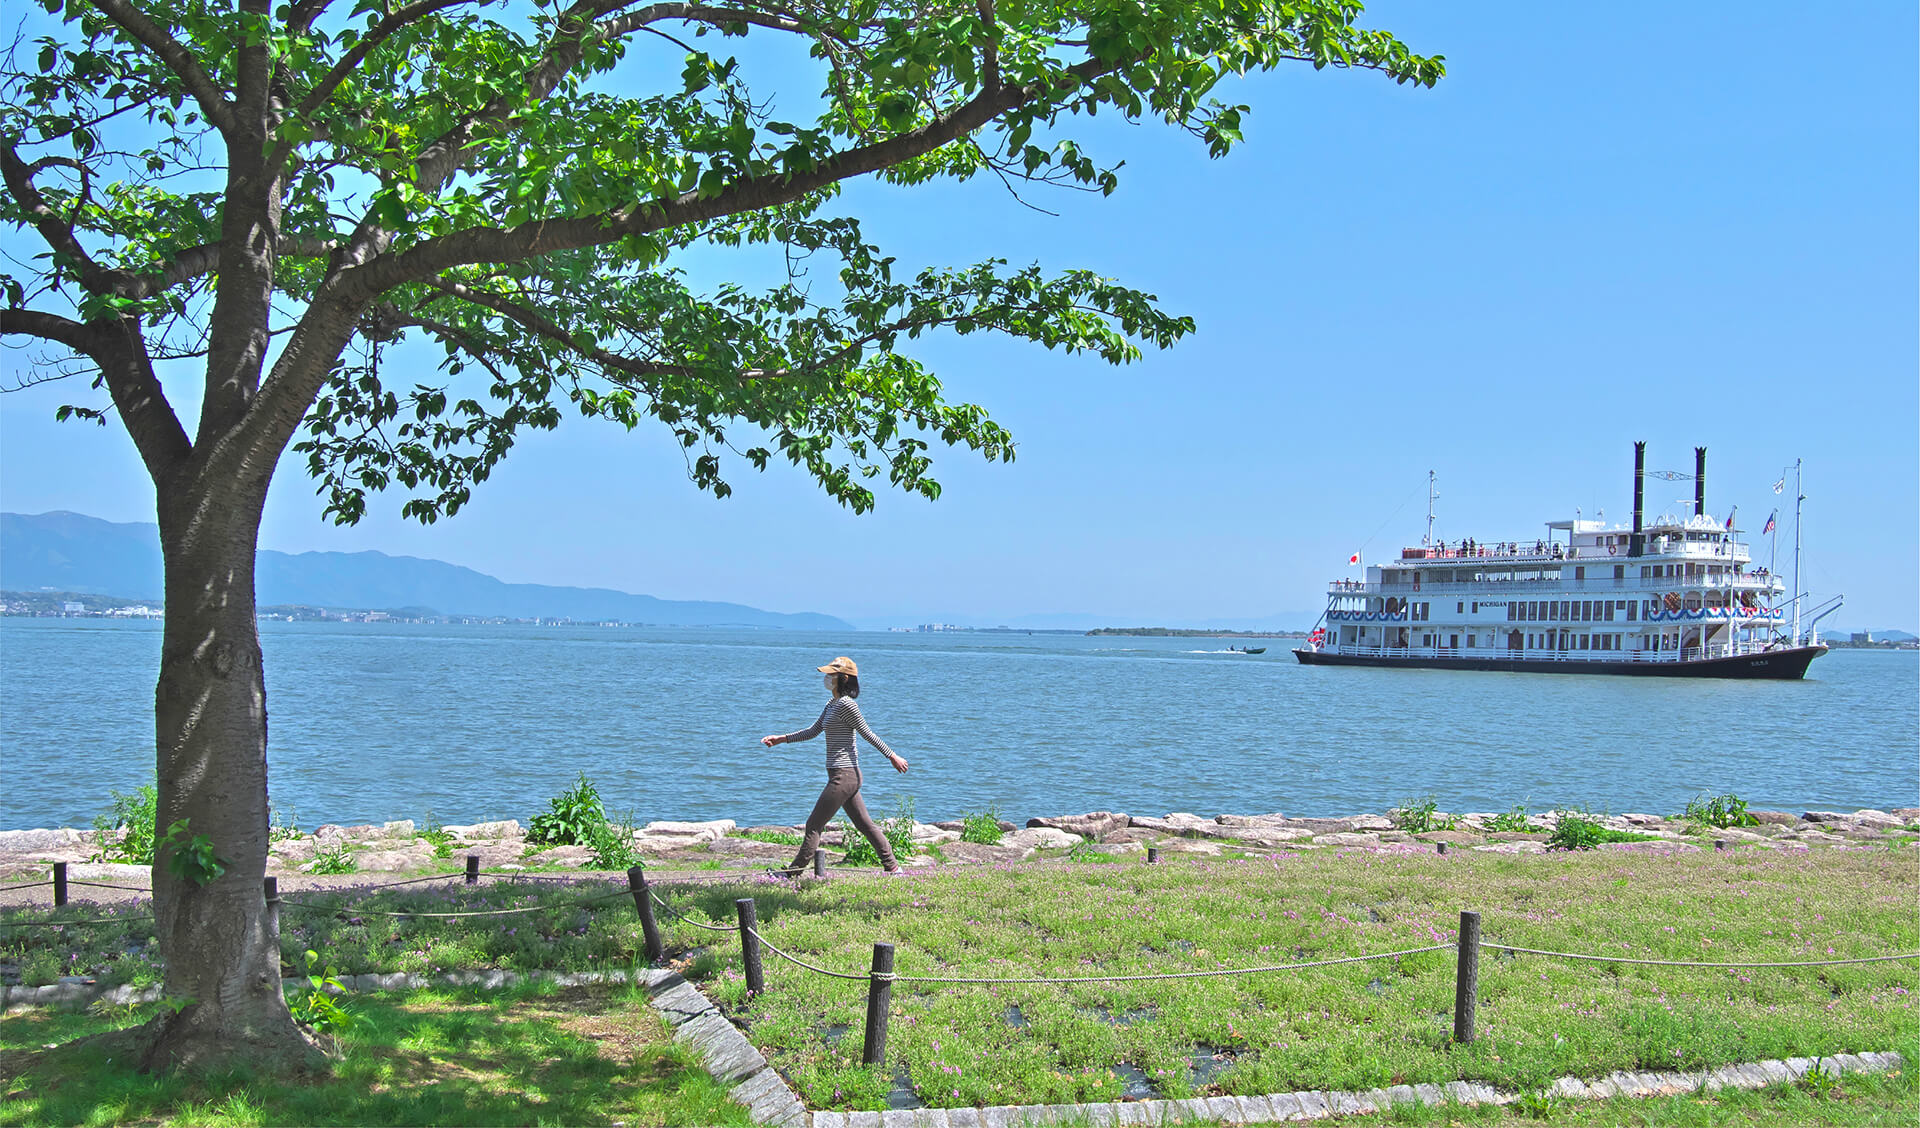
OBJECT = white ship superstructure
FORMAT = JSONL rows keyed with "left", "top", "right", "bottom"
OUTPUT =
{"left": 1297, "top": 444, "right": 1834, "bottom": 679}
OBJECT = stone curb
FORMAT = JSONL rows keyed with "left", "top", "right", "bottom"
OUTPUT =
{"left": 806, "top": 1051, "right": 1906, "bottom": 1127}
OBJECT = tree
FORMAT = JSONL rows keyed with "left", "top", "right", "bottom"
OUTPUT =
{"left": 1, "top": 0, "right": 1439, "bottom": 1071}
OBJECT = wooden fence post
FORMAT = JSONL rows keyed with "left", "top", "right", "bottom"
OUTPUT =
{"left": 466, "top": 855, "right": 480, "bottom": 884}
{"left": 52, "top": 861, "right": 67, "bottom": 907}
{"left": 1452, "top": 909, "right": 1480, "bottom": 1044}
{"left": 1436, "top": 841, "right": 1448, "bottom": 855}
{"left": 1145, "top": 847, "right": 1160, "bottom": 865}
{"left": 861, "top": 941, "right": 895, "bottom": 1065}
{"left": 628, "top": 866, "right": 664, "bottom": 963}
{"left": 737, "top": 898, "right": 765, "bottom": 995}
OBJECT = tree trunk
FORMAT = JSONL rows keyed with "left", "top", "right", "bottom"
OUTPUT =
{"left": 126, "top": 479, "right": 323, "bottom": 1073}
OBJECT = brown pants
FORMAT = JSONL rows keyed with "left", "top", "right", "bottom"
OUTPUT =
{"left": 786, "top": 763, "right": 896, "bottom": 872}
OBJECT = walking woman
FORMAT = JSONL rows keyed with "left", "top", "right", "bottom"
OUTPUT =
{"left": 762, "top": 656, "right": 909, "bottom": 875}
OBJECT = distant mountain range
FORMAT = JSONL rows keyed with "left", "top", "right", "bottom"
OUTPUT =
{"left": 0, "top": 511, "right": 853, "bottom": 630}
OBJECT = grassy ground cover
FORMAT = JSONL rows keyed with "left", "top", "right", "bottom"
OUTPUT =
{"left": 656, "top": 848, "right": 1917, "bottom": 1111}
{"left": 3, "top": 847, "right": 1914, "bottom": 1120}
{"left": 0, "top": 981, "right": 749, "bottom": 1126}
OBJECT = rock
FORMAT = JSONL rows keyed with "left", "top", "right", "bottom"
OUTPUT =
{"left": 444, "top": 820, "right": 523, "bottom": 841}
{"left": 1215, "top": 826, "right": 1312, "bottom": 846}
{"left": 1155, "top": 838, "right": 1222, "bottom": 856}
{"left": 1785, "top": 829, "right": 1848, "bottom": 844}
{"left": 910, "top": 826, "right": 960, "bottom": 846}
{"left": 1802, "top": 811, "right": 1853, "bottom": 824}
{"left": 1347, "top": 815, "right": 1396, "bottom": 832}
{"left": 270, "top": 839, "right": 320, "bottom": 864}
{"left": 311, "top": 824, "right": 348, "bottom": 841}
{"left": 1127, "top": 814, "right": 1211, "bottom": 837}
{"left": 1027, "top": 812, "right": 1129, "bottom": 841}
{"left": 743, "top": 825, "right": 803, "bottom": 837}
{"left": 1746, "top": 810, "right": 1798, "bottom": 826}
{"left": 1890, "top": 808, "right": 1920, "bottom": 822}
{"left": 1618, "top": 813, "right": 1664, "bottom": 826}
{"left": 1001, "top": 827, "right": 1083, "bottom": 850}
{"left": 1486, "top": 831, "right": 1547, "bottom": 842}
{"left": 0, "top": 829, "right": 85, "bottom": 854}
{"left": 1848, "top": 810, "right": 1905, "bottom": 830}
{"left": 356, "top": 846, "right": 433, "bottom": 870}
{"left": 1474, "top": 840, "right": 1548, "bottom": 854}
{"left": 639, "top": 819, "right": 735, "bottom": 843}
{"left": 704, "top": 837, "right": 791, "bottom": 858}
{"left": 522, "top": 845, "right": 593, "bottom": 867}
{"left": 936, "top": 841, "right": 1034, "bottom": 865}
{"left": 1214, "top": 813, "right": 1288, "bottom": 827}
{"left": 1416, "top": 830, "right": 1484, "bottom": 845}
{"left": 66, "top": 862, "right": 148, "bottom": 882}
{"left": 1315, "top": 832, "right": 1382, "bottom": 847}
{"left": 1279, "top": 817, "right": 1356, "bottom": 835}
{"left": 382, "top": 820, "right": 416, "bottom": 837}
{"left": 339, "top": 824, "right": 386, "bottom": 841}
{"left": 1080, "top": 841, "right": 1145, "bottom": 855}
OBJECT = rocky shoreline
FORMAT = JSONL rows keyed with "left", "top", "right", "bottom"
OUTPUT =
{"left": 3, "top": 804, "right": 1914, "bottom": 884}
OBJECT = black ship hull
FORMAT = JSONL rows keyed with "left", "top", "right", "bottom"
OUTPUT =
{"left": 1291, "top": 644, "right": 1827, "bottom": 679}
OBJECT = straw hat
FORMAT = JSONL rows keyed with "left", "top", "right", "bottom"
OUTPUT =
{"left": 816, "top": 656, "right": 858, "bottom": 677}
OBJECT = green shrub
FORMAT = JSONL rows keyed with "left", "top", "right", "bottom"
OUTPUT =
{"left": 584, "top": 806, "right": 641, "bottom": 870}
{"left": 1391, "top": 795, "right": 1455, "bottom": 833}
{"left": 1547, "top": 807, "right": 1661, "bottom": 850}
{"left": 92, "top": 783, "right": 158, "bottom": 864}
{"left": 417, "top": 810, "right": 455, "bottom": 858}
{"left": 960, "top": 806, "right": 1004, "bottom": 845}
{"left": 269, "top": 801, "right": 303, "bottom": 842}
{"left": 310, "top": 841, "right": 358, "bottom": 874}
{"left": 288, "top": 949, "right": 359, "bottom": 1035}
{"left": 1682, "top": 793, "right": 1760, "bottom": 829}
{"left": 840, "top": 795, "right": 918, "bottom": 867}
{"left": 1484, "top": 804, "right": 1532, "bottom": 833}
{"left": 528, "top": 773, "right": 608, "bottom": 847}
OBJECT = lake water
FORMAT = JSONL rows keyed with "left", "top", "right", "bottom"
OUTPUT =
{"left": 3, "top": 618, "right": 1915, "bottom": 830}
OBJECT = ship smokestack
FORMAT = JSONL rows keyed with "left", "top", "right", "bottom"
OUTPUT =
{"left": 1694, "top": 446, "right": 1707, "bottom": 517}
{"left": 1630, "top": 441, "right": 1646, "bottom": 557}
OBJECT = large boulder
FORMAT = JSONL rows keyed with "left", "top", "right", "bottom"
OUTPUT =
{"left": 1215, "top": 826, "right": 1312, "bottom": 847}
{"left": 1127, "top": 813, "right": 1212, "bottom": 838}
{"left": 640, "top": 819, "right": 735, "bottom": 843}
{"left": 1214, "top": 813, "right": 1288, "bottom": 828}
{"left": 0, "top": 829, "right": 87, "bottom": 856}
{"left": 1026, "top": 813, "right": 1129, "bottom": 841}
{"left": 444, "top": 820, "right": 523, "bottom": 841}
{"left": 1746, "top": 810, "right": 1799, "bottom": 827}
{"left": 1001, "top": 827, "right": 1083, "bottom": 850}
{"left": 1279, "top": 817, "right": 1356, "bottom": 835}
{"left": 1315, "top": 832, "right": 1382, "bottom": 848}
{"left": 910, "top": 824, "right": 960, "bottom": 845}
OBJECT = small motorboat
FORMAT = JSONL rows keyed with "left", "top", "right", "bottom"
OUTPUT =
{"left": 1228, "top": 646, "right": 1267, "bottom": 655}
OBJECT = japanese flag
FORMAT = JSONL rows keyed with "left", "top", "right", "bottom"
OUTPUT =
{"left": 1348, "top": 551, "right": 1362, "bottom": 565}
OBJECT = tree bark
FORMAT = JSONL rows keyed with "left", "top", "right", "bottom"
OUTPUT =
{"left": 127, "top": 475, "right": 323, "bottom": 1073}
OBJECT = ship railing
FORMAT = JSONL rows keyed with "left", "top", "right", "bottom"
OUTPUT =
{"left": 1328, "top": 575, "right": 1782, "bottom": 597}
{"left": 1398, "top": 544, "right": 1752, "bottom": 564}
{"left": 1325, "top": 642, "right": 1762, "bottom": 663}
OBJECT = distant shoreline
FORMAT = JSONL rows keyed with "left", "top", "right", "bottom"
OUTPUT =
{"left": 1085, "top": 628, "right": 1307, "bottom": 638}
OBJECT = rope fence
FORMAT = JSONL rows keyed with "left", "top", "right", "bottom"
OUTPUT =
{"left": 7, "top": 855, "right": 1917, "bottom": 1061}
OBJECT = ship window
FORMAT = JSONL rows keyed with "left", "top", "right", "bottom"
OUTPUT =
{"left": 1457, "top": 601, "right": 1464, "bottom": 614}
{"left": 1509, "top": 601, "right": 1518, "bottom": 621}
{"left": 1627, "top": 602, "right": 1637, "bottom": 621}
{"left": 1604, "top": 602, "right": 1614, "bottom": 622}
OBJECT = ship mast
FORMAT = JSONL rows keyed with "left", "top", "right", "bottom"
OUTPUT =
{"left": 1423, "top": 470, "right": 1437, "bottom": 548}
{"left": 1790, "top": 458, "right": 1805, "bottom": 644}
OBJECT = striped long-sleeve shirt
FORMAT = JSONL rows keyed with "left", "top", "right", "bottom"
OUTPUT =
{"left": 779, "top": 696, "right": 896, "bottom": 772}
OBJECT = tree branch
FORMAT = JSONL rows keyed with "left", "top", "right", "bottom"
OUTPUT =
{"left": 0, "top": 143, "right": 119, "bottom": 294}
{"left": 357, "top": 54, "right": 1122, "bottom": 295}
{"left": 1, "top": 307, "right": 193, "bottom": 479}
{"left": 271, "top": 0, "right": 478, "bottom": 174}
{"left": 86, "top": 0, "right": 236, "bottom": 137}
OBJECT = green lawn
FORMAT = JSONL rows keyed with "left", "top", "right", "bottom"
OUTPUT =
{"left": 3, "top": 846, "right": 1914, "bottom": 1120}
{"left": 0, "top": 983, "right": 749, "bottom": 1127}
{"left": 655, "top": 848, "right": 1917, "bottom": 1111}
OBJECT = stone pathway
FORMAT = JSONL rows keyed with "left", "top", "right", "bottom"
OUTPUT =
{"left": 807, "top": 1051, "right": 1907, "bottom": 1127}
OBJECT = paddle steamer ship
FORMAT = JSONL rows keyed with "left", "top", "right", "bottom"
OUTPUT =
{"left": 1295, "top": 444, "right": 1836, "bottom": 679}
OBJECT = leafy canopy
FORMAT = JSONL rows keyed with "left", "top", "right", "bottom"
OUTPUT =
{"left": 2, "top": 0, "right": 1440, "bottom": 517}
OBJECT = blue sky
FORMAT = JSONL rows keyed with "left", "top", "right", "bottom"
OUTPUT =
{"left": 3, "top": 2, "right": 1915, "bottom": 631}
